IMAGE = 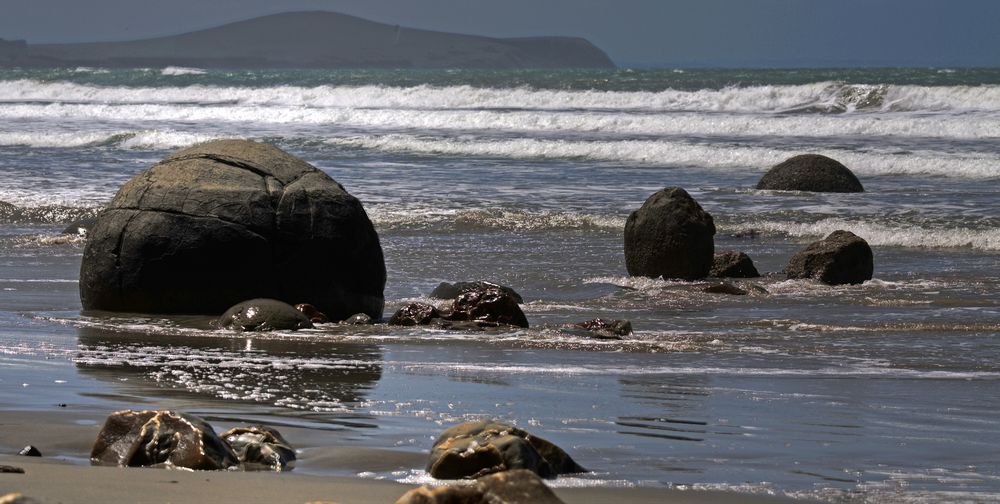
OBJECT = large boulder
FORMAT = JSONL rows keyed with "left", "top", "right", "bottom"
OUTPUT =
{"left": 396, "top": 469, "right": 565, "bottom": 504}
{"left": 786, "top": 230, "right": 874, "bottom": 285}
{"left": 427, "top": 420, "right": 585, "bottom": 480}
{"left": 624, "top": 187, "right": 715, "bottom": 280}
{"left": 756, "top": 154, "right": 864, "bottom": 193}
{"left": 91, "top": 410, "right": 238, "bottom": 470}
{"left": 79, "top": 140, "right": 385, "bottom": 320}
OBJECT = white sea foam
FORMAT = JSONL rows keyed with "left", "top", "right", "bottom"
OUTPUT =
{"left": 725, "top": 218, "right": 1000, "bottom": 250}
{"left": 0, "top": 130, "right": 219, "bottom": 150}
{"left": 160, "top": 66, "right": 207, "bottom": 76}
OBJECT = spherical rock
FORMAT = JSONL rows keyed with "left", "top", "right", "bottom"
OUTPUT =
{"left": 220, "top": 425, "right": 296, "bottom": 472}
{"left": 711, "top": 251, "right": 760, "bottom": 278}
{"left": 756, "top": 154, "right": 864, "bottom": 193}
{"left": 624, "top": 187, "right": 715, "bottom": 280}
{"left": 786, "top": 230, "right": 874, "bottom": 285}
{"left": 397, "top": 469, "right": 565, "bottom": 504}
{"left": 79, "top": 140, "right": 385, "bottom": 320}
{"left": 218, "top": 298, "right": 313, "bottom": 331}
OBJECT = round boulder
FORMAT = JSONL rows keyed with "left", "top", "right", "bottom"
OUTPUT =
{"left": 711, "top": 251, "right": 760, "bottom": 278}
{"left": 786, "top": 230, "right": 873, "bottom": 285}
{"left": 218, "top": 298, "right": 313, "bottom": 331}
{"left": 624, "top": 187, "right": 715, "bottom": 280}
{"left": 79, "top": 140, "right": 385, "bottom": 320}
{"left": 756, "top": 154, "right": 864, "bottom": 193}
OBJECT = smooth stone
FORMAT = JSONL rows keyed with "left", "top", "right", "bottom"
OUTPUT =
{"left": 710, "top": 251, "right": 760, "bottom": 278}
{"left": 91, "top": 410, "right": 238, "bottom": 470}
{"left": 79, "top": 139, "right": 385, "bottom": 320}
{"left": 427, "top": 420, "right": 585, "bottom": 480}
{"left": 396, "top": 469, "right": 565, "bottom": 504}
{"left": 447, "top": 286, "right": 528, "bottom": 329}
{"left": 341, "top": 312, "right": 374, "bottom": 325}
{"left": 220, "top": 425, "right": 296, "bottom": 472}
{"left": 218, "top": 298, "right": 313, "bottom": 331}
{"left": 756, "top": 154, "right": 864, "bottom": 193}
{"left": 786, "top": 230, "right": 874, "bottom": 285}
{"left": 624, "top": 187, "right": 715, "bottom": 280}
{"left": 16, "top": 446, "right": 40, "bottom": 457}
{"left": 430, "top": 281, "right": 524, "bottom": 304}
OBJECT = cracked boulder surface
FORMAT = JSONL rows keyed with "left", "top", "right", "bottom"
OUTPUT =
{"left": 80, "top": 139, "right": 386, "bottom": 319}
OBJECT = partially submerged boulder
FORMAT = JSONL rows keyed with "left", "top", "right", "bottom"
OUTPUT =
{"left": 710, "top": 251, "right": 760, "bottom": 278}
{"left": 91, "top": 410, "right": 238, "bottom": 470}
{"left": 294, "top": 303, "right": 329, "bottom": 324}
{"left": 79, "top": 140, "right": 385, "bottom": 320}
{"left": 431, "top": 281, "right": 524, "bottom": 304}
{"left": 218, "top": 298, "right": 313, "bottom": 331}
{"left": 448, "top": 286, "right": 528, "bottom": 329}
{"left": 786, "top": 230, "right": 873, "bottom": 285}
{"left": 703, "top": 282, "right": 748, "bottom": 295}
{"left": 388, "top": 302, "right": 441, "bottom": 326}
{"left": 221, "top": 426, "right": 296, "bottom": 472}
{"left": 397, "top": 469, "right": 565, "bottom": 504}
{"left": 427, "top": 420, "right": 584, "bottom": 480}
{"left": 572, "top": 318, "right": 633, "bottom": 339}
{"left": 756, "top": 154, "right": 864, "bottom": 193}
{"left": 624, "top": 187, "right": 715, "bottom": 280}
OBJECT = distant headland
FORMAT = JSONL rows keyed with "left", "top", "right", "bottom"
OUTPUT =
{"left": 0, "top": 11, "right": 615, "bottom": 69}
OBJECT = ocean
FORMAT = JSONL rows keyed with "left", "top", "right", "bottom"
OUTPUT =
{"left": 0, "top": 66, "right": 998, "bottom": 503}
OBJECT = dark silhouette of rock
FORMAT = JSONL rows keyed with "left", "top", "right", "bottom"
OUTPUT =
{"left": 431, "top": 281, "right": 524, "bottom": 304}
{"left": 756, "top": 154, "right": 864, "bottom": 193}
{"left": 8, "top": 12, "right": 615, "bottom": 70}
{"left": 220, "top": 426, "right": 296, "bottom": 472}
{"left": 79, "top": 139, "right": 385, "bottom": 320}
{"left": 573, "top": 319, "right": 633, "bottom": 338}
{"left": 427, "top": 420, "right": 585, "bottom": 480}
{"left": 396, "top": 469, "right": 566, "bottom": 504}
{"left": 16, "top": 446, "right": 40, "bottom": 457}
{"left": 294, "top": 303, "right": 329, "bottom": 324}
{"left": 703, "top": 282, "right": 748, "bottom": 295}
{"left": 447, "top": 286, "right": 529, "bottom": 328}
{"left": 91, "top": 410, "right": 238, "bottom": 470}
{"left": 218, "top": 299, "right": 313, "bottom": 331}
{"left": 388, "top": 303, "right": 441, "bottom": 326}
{"left": 786, "top": 230, "right": 874, "bottom": 285}
{"left": 0, "top": 465, "right": 25, "bottom": 474}
{"left": 711, "top": 251, "right": 760, "bottom": 278}
{"left": 342, "top": 312, "right": 374, "bottom": 325}
{"left": 624, "top": 187, "right": 715, "bottom": 280}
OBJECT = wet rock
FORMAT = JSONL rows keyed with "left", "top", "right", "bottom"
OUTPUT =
{"left": 16, "top": 446, "right": 40, "bottom": 457}
{"left": 79, "top": 139, "right": 386, "bottom": 320}
{"left": 624, "top": 187, "right": 715, "bottom": 280}
{"left": 703, "top": 282, "right": 748, "bottom": 295}
{"left": 0, "top": 466, "right": 25, "bottom": 474}
{"left": 756, "top": 154, "right": 864, "bottom": 193}
{"left": 786, "top": 230, "right": 874, "bottom": 285}
{"left": 388, "top": 303, "right": 441, "bottom": 326}
{"left": 447, "top": 286, "right": 528, "bottom": 329}
{"left": 220, "top": 425, "right": 296, "bottom": 472}
{"left": 710, "top": 251, "right": 760, "bottom": 278}
{"left": 396, "top": 469, "right": 565, "bottom": 504}
{"left": 341, "top": 312, "right": 374, "bottom": 325}
{"left": 0, "top": 494, "right": 42, "bottom": 504}
{"left": 218, "top": 298, "right": 313, "bottom": 331}
{"left": 431, "top": 281, "right": 524, "bottom": 304}
{"left": 294, "top": 303, "right": 329, "bottom": 324}
{"left": 427, "top": 420, "right": 585, "bottom": 480}
{"left": 573, "top": 318, "right": 633, "bottom": 338}
{"left": 91, "top": 410, "right": 238, "bottom": 470}
{"left": 61, "top": 217, "right": 97, "bottom": 237}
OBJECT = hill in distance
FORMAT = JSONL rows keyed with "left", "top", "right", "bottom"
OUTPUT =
{"left": 0, "top": 11, "right": 615, "bottom": 69}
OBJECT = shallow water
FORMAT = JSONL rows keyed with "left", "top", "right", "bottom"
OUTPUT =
{"left": 0, "top": 67, "right": 998, "bottom": 503}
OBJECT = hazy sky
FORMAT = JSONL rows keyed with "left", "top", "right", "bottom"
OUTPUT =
{"left": 2, "top": 0, "right": 998, "bottom": 67}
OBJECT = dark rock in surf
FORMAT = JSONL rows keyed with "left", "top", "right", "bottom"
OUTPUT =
{"left": 786, "top": 230, "right": 873, "bottom": 285}
{"left": 79, "top": 139, "right": 385, "bottom": 320}
{"left": 396, "top": 469, "right": 566, "bottom": 504}
{"left": 624, "top": 187, "right": 715, "bottom": 280}
{"left": 447, "top": 285, "right": 528, "bottom": 329}
{"left": 0, "top": 465, "right": 25, "bottom": 474}
{"left": 388, "top": 303, "right": 441, "bottom": 326}
{"left": 218, "top": 298, "right": 313, "bottom": 331}
{"left": 710, "top": 251, "right": 760, "bottom": 278}
{"left": 756, "top": 154, "right": 864, "bottom": 193}
{"left": 427, "top": 420, "right": 585, "bottom": 480}
{"left": 703, "top": 282, "right": 748, "bottom": 295}
{"left": 342, "top": 312, "right": 374, "bottom": 325}
{"left": 294, "top": 303, "right": 329, "bottom": 324}
{"left": 61, "top": 217, "right": 97, "bottom": 236}
{"left": 572, "top": 318, "right": 633, "bottom": 339}
{"left": 91, "top": 410, "right": 238, "bottom": 470}
{"left": 431, "top": 281, "right": 524, "bottom": 304}
{"left": 16, "top": 446, "right": 41, "bottom": 457}
{"left": 220, "top": 426, "right": 296, "bottom": 472}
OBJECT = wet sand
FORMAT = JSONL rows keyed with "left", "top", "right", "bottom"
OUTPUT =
{"left": 0, "top": 409, "right": 813, "bottom": 504}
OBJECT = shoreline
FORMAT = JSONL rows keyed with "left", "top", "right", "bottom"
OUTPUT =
{"left": 0, "top": 409, "right": 813, "bottom": 503}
